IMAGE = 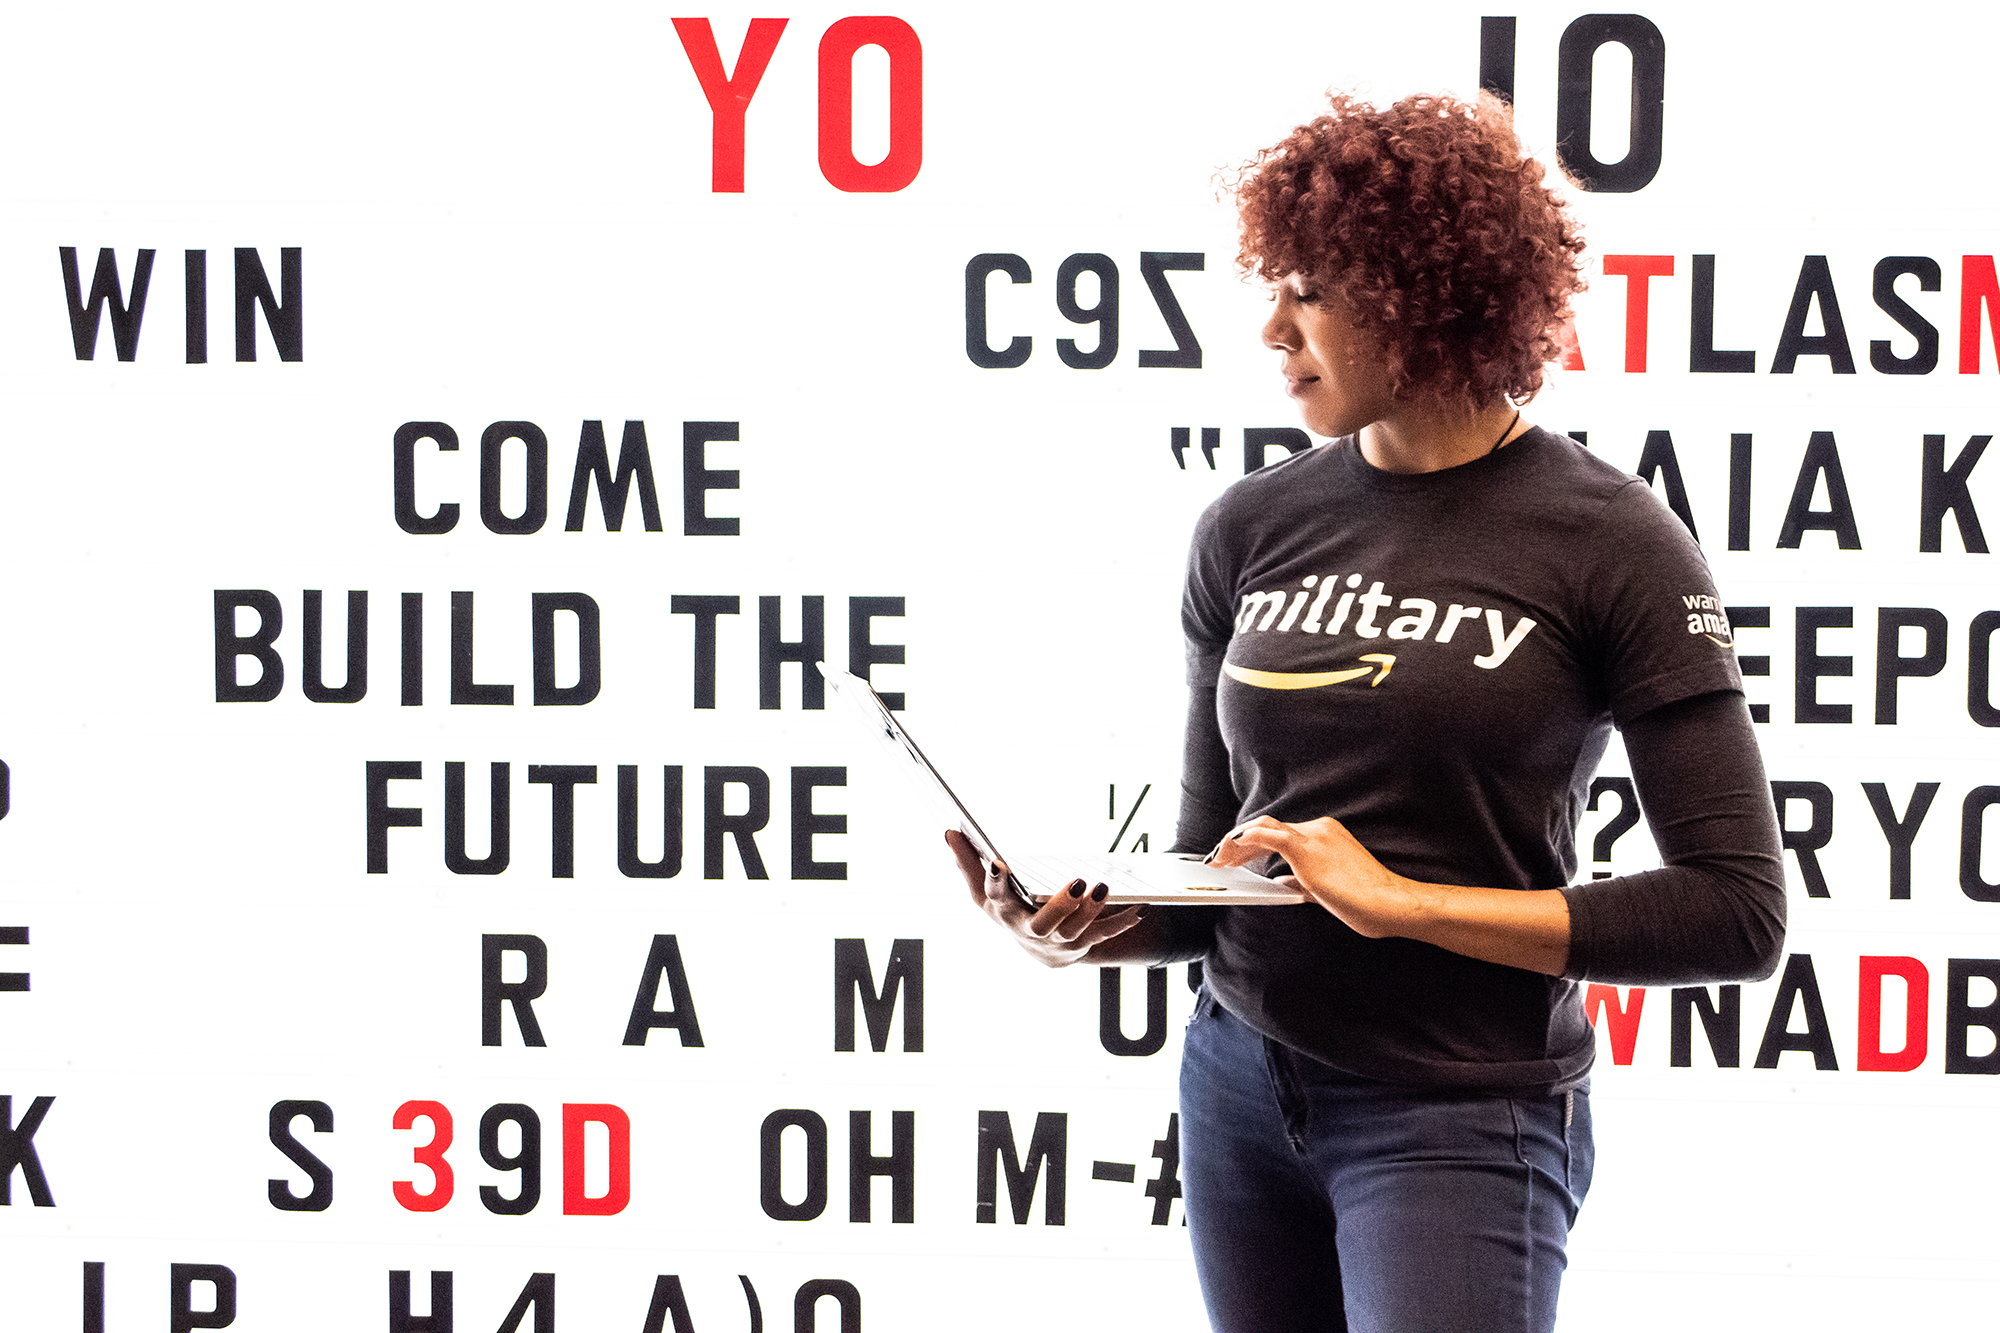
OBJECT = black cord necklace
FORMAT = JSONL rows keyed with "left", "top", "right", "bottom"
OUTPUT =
{"left": 1487, "top": 408, "right": 1522, "bottom": 456}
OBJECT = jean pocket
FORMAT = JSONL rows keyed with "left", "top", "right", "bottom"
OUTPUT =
{"left": 1187, "top": 984, "right": 1217, "bottom": 1027}
{"left": 1564, "top": 1087, "right": 1596, "bottom": 1201}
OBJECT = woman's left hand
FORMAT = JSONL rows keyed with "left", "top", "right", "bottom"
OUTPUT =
{"left": 1207, "top": 814, "right": 1417, "bottom": 940}
{"left": 1208, "top": 814, "right": 1573, "bottom": 974}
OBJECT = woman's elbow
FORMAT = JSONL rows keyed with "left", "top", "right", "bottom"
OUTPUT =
{"left": 1721, "top": 876, "right": 1788, "bottom": 982}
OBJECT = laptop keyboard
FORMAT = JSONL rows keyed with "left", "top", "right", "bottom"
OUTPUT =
{"left": 1007, "top": 850, "right": 1179, "bottom": 900}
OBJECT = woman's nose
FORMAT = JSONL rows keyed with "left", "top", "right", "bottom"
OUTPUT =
{"left": 1262, "top": 307, "right": 1296, "bottom": 351}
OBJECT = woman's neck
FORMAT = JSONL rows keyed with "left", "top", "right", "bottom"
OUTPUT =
{"left": 1359, "top": 399, "right": 1525, "bottom": 474}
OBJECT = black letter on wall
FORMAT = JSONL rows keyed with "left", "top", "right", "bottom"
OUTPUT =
{"left": 61, "top": 247, "right": 153, "bottom": 360}
{"left": 849, "top": 1109, "right": 915, "bottom": 1223}
{"left": 683, "top": 421, "right": 743, "bottom": 535}
{"left": 1862, "top": 782, "right": 1940, "bottom": 901}
{"left": 267, "top": 1099, "right": 334, "bottom": 1212}
{"left": 1770, "top": 257, "right": 1855, "bottom": 375}
{"left": 1553, "top": 14, "right": 1666, "bottom": 192}
{"left": 1870, "top": 256, "right": 1940, "bottom": 375}
{"left": 481, "top": 933, "right": 547, "bottom": 1047}
{"left": 1945, "top": 959, "right": 2000, "bottom": 1075}
{"left": 964, "top": 253, "right": 1031, "bottom": 368}
{"left": 394, "top": 423, "right": 460, "bottom": 535}
{"left": 1752, "top": 954, "right": 1838, "bottom": 1070}
{"left": 450, "top": 592, "right": 513, "bottom": 705}
{"left": 0, "top": 1095, "right": 56, "bottom": 1206}
{"left": 833, "top": 939, "right": 923, "bottom": 1052}
{"left": 1972, "top": 611, "right": 2000, "bottom": 728}
{"left": 1776, "top": 433, "right": 1862, "bottom": 549}
{"left": 1919, "top": 434, "right": 1990, "bottom": 554}
{"left": 670, "top": 595, "right": 740, "bottom": 709}
{"left": 527, "top": 765, "right": 596, "bottom": 877}
{"left": 704, "top": 766, "right": 771, "bottom": 879}
{"left": 1795, "top": 606, "right": 1854, "bottom": 724}
{"left": 566, "top": 421, "right": 663, "bottom": 531}
{"left": 1099, "top": 967, "right": 1168, "bottom": 1057}
{"left": 445, "top": 762, "right": 510, "bottom": 874}
{"left": 1961, "top": 787, "right": 2000, "bottom": 903}
{"left": 760, "top": 1109, "right": 829, "bottom": 1221}
{"left": 975, "top": 1110, "right": 1067, "bottom": 1224}
{"left": 234, "top": 246, "right": 301, "bottom": 361}
{"left": 1770, "top": 780, "right": 1834, "bottom": 898}
{"left": 1874, "top": 608, "right": 1947, "bottom": 723}
{"left": 365, "top": 761, "right": 423, "bottom": 873}
{"left": 848, "top": 596, "right": 906, "bottom": 709}
{"left": 623, "top": 935, "right": 705, "bottom": 1047}
{"left": 389, "top": 1271, "right": 453, "bottom": 1333}
{"left": 618, "top": 766, "right": 684, "bottom": 878}
{"left": 795, "top": 1279, "right": 862, "bottom": 1333}
{"left": 531, "top": 594, "right": 601, "bottom": 706}
{"left": 760, "top": 596, "right": 826, "bottom": 709}
{"left": 1669, "top": 986, "right": 1741, "bottom": 1068}
{"left": 302, "top": 591, "right": 367, "bottom": 703}
{"left": 479, "top": 422, "right": 548, "bottom": 535}
{"left": 169, "top": 1263, "right": 237, "bottom": 1332}
{"left": 792, "top": 767, "right": 848, "bottom": 880}
{"left": 1690, "top": 255, "right": 1755, "bottom": 373}
{"left": 214, "top": 590, "right": 283, "bottom": 702}
{"left": 1137, "top": 252, "right": 1204, "bottom": 369}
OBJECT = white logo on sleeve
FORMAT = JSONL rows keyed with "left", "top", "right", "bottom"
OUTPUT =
{"left": 1682, "top": 593, "right": 1733, "bottom": 645}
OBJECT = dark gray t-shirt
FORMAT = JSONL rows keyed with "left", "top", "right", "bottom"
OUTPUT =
{"left": 1181, "top": 427, "right": 1747, "bottom": 1092}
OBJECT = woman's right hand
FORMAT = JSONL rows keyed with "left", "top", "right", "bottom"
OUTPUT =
{"left": 945, "top": 829, "right": 1143, "bottom": 967}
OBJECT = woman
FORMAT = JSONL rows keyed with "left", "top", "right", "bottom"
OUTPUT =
{"left": 947, "top": 91, "right": 1784, "bottom": 1333}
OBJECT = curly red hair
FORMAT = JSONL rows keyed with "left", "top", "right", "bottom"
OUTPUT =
{"left": 1234, "top": 92, "right": 1585, "bottom": 411}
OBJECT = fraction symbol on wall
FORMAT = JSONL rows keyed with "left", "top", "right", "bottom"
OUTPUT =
{"left": 1109, "top": 784, "right": 1150, "bottom": 853}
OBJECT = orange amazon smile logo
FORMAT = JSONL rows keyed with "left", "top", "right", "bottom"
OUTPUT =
{"left": 1222, "top": 654, "right": 1396, "bottom": 689}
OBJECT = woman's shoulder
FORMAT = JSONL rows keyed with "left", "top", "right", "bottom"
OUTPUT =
{"left": 1516, "top": 427, "right": 1639, "bottom": 496}
{"left": 1505, "top": 428, "right": 1676, "bottom": 536}
{"left": 1188, "top": 436, "right": 1338, "bottom": 538}
{"left": 1203, "top": 436, "right": 1348, "bottom": 518}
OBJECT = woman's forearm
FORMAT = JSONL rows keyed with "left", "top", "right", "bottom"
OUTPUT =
{"left": 1384, "top": 882, "right": 1572, "bottom": 976}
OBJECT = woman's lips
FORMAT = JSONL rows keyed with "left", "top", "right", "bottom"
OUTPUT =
{"left": 1285, "top": 375, "right": 1318, "bottom": 398}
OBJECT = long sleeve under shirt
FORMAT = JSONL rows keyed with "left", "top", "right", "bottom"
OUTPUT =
{"left": 1164, "top": 429, "right": 1786, "bottom": 1095}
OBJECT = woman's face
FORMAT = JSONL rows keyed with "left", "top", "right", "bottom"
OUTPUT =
{"left": 1261, "top": 274, "right": 1394, "bottom": 439}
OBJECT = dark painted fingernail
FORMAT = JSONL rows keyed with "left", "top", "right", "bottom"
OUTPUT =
{"left": 1091, "top": 883, "right": 1108, "bottom": 902}
{"left": 1067, "top": 880, "right": 1086, "bottom": 897}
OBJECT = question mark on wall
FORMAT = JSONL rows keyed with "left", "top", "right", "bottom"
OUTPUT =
{"left": 1586, "top": 777, "right": 1640, "bottom": 879}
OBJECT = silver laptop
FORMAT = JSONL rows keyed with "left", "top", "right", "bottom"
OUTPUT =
{"left": 818, "top": 663, "right": 1303, "bottom": 907}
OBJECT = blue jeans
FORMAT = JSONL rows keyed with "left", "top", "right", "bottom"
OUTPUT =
{"left": 1179, "top": 992, "right": 1593, "bottom": 1333}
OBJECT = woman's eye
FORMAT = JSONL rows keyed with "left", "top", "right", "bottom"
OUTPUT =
{"left": 1295, "top": 290, "right": 1321, "bottom": 304}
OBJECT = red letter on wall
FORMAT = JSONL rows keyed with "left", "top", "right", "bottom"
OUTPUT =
{"left": 393, "top": 1100, "right": 455, "bottom": 1212}
{"left": 563, "top": 1102, "right": 632, "bottom": 1215}
{"left": 817, "top": 16, "right": 923, "bottom": 192}
{"left": 673, "top": 17, "right": 789, "bottom": 193}
{"left": 1557, "top": 315, "right": 1586, "bottom": 372}
{"left": 1583, "top": 984, "right": 1645, "bottom": 1065}
{"left": 1857, "top": 955, "right": 1929, "bottom": 1072}
{"left": 1602, "top": 255, "right": 1674, "bottom": 372}
{"left": 1960, "top": 255, "right": 2000, "bottom": 374}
